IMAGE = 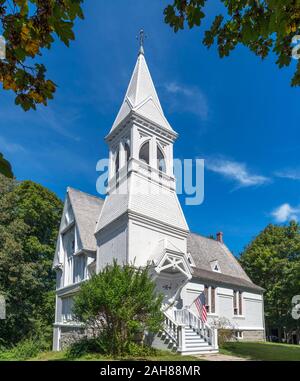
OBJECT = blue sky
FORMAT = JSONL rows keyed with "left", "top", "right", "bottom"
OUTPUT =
{"left": 0, "top": 0, "right": 300, "bottom": 255}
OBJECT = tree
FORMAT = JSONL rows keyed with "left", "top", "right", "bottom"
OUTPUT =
{"left": 0, "top": 153, "right": 13, "bottom": 178}
{"left": 73, "top": 261, "right": 164, "bottom": 356}
{"left": 164, "top": 1, "right": 300, "bottom": 86}
{"left": 239, "top": 222, "right": 300, "bottom": 341}
{"left": 0, "top": 0, "right": 84, "bottom": 111}
{"left": 0, "top": 174, "right": 63, "bottom": 346}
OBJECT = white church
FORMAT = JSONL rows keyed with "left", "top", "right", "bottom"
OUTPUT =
{"left": 52, "top": 41, "right": 265, "bottom": 354}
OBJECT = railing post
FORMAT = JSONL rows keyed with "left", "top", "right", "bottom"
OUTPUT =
{"left": 211, "top": 327, "right": 218, "bottom": 350}
{"left": 177, "top": 324, "right": 186, "bottom": 353}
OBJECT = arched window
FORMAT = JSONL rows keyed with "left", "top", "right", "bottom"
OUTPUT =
{"left": 157, "top": 145, "right": 166, "bottom": 173}
{"left": 139, "top": 141, "right": 150, "bottom": 165}
{"left": 115, "top": 151, "right": 120, "bottom": 175}
{"left": 124, "top": 142, "right": 131, "bottom": 163}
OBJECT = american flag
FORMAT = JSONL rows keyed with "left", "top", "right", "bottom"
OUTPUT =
{"left": 194, "top": 292, "right": 207, "bottom": 323}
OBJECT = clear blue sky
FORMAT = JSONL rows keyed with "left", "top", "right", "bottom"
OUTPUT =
{"left": 0, "top": 1, "right": 299, "bottom": 255}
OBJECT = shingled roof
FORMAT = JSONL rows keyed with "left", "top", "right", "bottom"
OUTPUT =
{"left": 187, "top": 233, "right": 263, "bottom": 292}
{"left": 67, "top": 188, "right": 104, "bottom": 252}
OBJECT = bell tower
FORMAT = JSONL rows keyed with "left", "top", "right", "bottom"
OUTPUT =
{"left": 95, "top": 34, "right": 191, "bottom": 297}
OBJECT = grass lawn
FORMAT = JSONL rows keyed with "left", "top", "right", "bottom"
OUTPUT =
{"left": 0, "top": 349, "right": 199, "bottom": 361}
{"left": 32, "top": 350, "right": 199, "bottom": 361}
{"left": 220, "top": 341, "right": 300, "bottom": 361}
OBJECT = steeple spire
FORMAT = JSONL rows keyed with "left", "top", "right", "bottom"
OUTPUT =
{"left": 109, "top": 34, "right": 173, "bottom": 134}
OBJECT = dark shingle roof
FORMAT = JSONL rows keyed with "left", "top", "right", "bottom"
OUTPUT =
{"left": 188, "top": 233, "right": 263, "bottom": 292}
{"left": 68, "top": 188, "right": 104, "bottom": 251}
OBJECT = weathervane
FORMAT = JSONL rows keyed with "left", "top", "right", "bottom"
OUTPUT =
{"left": 137, "top": 29, "right": 147, "bottom": 54}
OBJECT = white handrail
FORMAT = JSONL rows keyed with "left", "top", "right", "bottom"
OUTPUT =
{"left": 162, "top": 308, "right": 218, "bottom": 352}
{"left": 174, "top": 308, "right": 218, "bottom": 349}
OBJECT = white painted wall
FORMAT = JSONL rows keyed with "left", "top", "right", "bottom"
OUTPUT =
{"left": 96, "top": 221, "right": 128, "bottom": 271}
{"left": 128, "top": 219, "right": 187, "bottom": 267}
{"left": 181, "top": 280, "right": 264, "bottom": 330}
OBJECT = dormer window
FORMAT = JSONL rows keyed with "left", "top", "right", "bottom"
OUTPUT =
{"left": 139, "top": 141, "right": 150, "bottom": 165}
{"left": 157, "top": 145, "right": 166, "bottom": 173}
{"left": 210, "top": 260, "right": 221, "bottom": 273}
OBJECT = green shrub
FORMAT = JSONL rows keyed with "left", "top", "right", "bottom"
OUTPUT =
{"left": 66, "top": 337, "right": 158, "bottom": 359}
{"left": 66, "top": 337, "right": 104, "bottom": 359}
{"left": 73, "top": 261, "right": 163, "bottom": 356}
{"left": 0, "top": 337, "right": 50, "bottom": 360}
{"left": 218, "top": 329, "right": 235, "bottom": 347}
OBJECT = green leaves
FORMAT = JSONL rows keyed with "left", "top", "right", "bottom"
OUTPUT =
{"left": 240, "top": 222, "right": 300, "bottom": 331}
{"left": 0, "top": 153, "right": 13, "bottom": 179}
{"left": 0, "top": 0, "right": 84, "bottom": 110}
{"left": 73, "top": 261, "right": 163, "bottom": 355}
{"left": 165, "top": 0, "right": 300, "bottom": 86}
{"left": 0, "top": 175, "right": 63, "bottom": 346}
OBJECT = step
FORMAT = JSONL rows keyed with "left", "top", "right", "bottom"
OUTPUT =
{"left": 185, "top": 337, "right": 207, "bottom": 343}
{"left": 180, "top": 349, "right": 219, "bottom": 355}
{"left": 185, "top": 342, "right": 210, "bottom": 348}
{"left": 185, "top": 333, "right": 202, "bottom": 337}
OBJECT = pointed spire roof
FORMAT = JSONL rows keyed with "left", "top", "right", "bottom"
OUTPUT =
{"left": 110, "top": 49, "right": 173, "bottom": 133}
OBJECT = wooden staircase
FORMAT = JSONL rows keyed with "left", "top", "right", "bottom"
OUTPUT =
{"left": 156, "top": 308, "right": 219, "bottom": 355}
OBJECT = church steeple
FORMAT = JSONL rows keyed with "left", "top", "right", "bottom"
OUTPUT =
{"left": 96, "top": 40, "right": 189, "bottom": 273}
{"left": 110, "top": 38, "right": 173, "bottom": 133}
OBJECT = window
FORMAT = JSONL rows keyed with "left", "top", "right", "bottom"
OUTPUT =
{"left": 210, "top": 260, "right": 221, "bottom": 273}
{"left": 124, "top": 142, "right": 131, "bottom": 163}
{"left": 203, "top": 285, "right": 216, "bottom": 314}
{"left": 115, "top": 150, "right": 120, "bottom": 175}
{"left": 204, "top": 285, "right": 209, "bottom": 313}
{"left": 233, "top": 290, "right": 243, "bottom": 315}
{"left": 62, "top": 296, "right": 74, "bottom": 322}
{"left": 63, "top": 226, "right": 75, "bottom": 286}
{"left": 157, "top": 145, "right": 166, "bottom": 173}
{"left": 211, "top": 287, "right": 216, "bottom": 314}
{"left": 234, "top": 331, "right": 243, "bottom": 339}
{"left": 73, "top": 255, "right": 86, "bottom": 283}
{"left": 139, "top": 141, "right": 150, "bottom": 164}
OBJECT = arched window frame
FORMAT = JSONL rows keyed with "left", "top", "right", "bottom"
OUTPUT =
{"left": 157, "top": 144, "right": 166, "bottom": 174}
{"left": 124, "top": 141, "right": 131, "bottom": 164}
{"left": 139, "top": 140, "right": 150, "bottom": 165}
{"left": 115, "top": 150, "right": 120, "bottom": 176}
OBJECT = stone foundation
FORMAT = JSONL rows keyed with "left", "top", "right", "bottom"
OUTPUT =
{"left": 241, "top": 330, "right": 265, "bottom": 342}
{"left": 60, "top": 326, "right": 86, "bottom": 350}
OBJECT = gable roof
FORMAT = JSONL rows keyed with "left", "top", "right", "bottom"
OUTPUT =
{"left": 187, "top": 233, "right": 263, "bottom": 292}
{"left": 67, "top": 188, "right": 104, "bottom": 252}
{"left": 110, "top": 50, "right": 173, "bottom": 133}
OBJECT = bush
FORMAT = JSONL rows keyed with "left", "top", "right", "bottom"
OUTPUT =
{"left": 210, "top": 316, "right": 236, "bottom": 346}
{"left": 73, "top": 260, "right": 163, "bottom": 356}
{"left": 0, "top": 337, "right": 49, "bottom": 360}
{"left": 66, "top": 337, "right": 103, "bottom": 359}
{"left": 66, "top": 337, "right": 158, "bottom": 359}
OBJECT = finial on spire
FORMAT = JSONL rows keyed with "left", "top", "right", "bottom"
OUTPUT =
{"left": 137, "top": 29, "right": 146, "bottom": 55}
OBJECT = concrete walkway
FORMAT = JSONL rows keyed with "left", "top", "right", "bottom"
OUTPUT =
{"left": 196, "top": 353, "right": 248, "bottom": 361}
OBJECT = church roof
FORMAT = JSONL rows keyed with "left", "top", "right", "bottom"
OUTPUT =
{"left": 67, "top": 188, "right": 104, "bottom": 252}
{"left": 110, "top": 50, "right": 173, "bottom": 133}
{"left": 187, "top": 233, "right": 263, "bottom": 292}
{"left": 95, "top": 186, "right": 188, "bottom": 232}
